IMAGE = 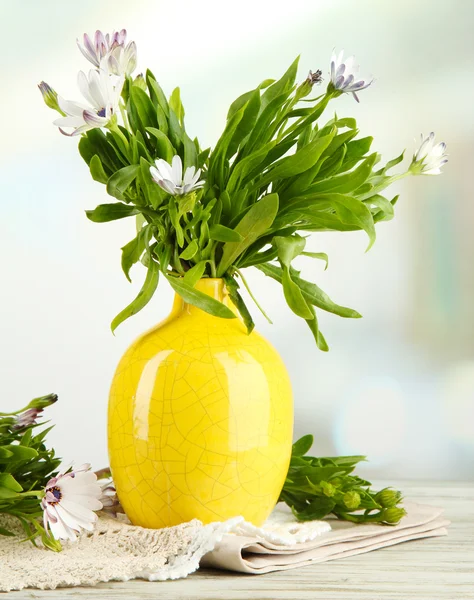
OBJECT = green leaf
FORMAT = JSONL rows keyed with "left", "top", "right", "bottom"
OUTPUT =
{"left": 0, "top": 526, "right": 15, "bottom": 536}
{"left": 257, "top": 130, "right": 336, "bottom": 188}
{"left": 217, "top": 193, "right": 279, "bottom": 276}
{"left": 79, "top": 128, "right": 124, "bottom": 172}
{"left": 183, "top": 261, "right": 208, "bottom": 287}
{"left": 330, "top": 194, "right": 376, "bottom": 250}
{"left": 242, "top": 90, "right": 294, "bottom": 157}
{"left": 139, "top": 157, "right": 165, "bottom": 209}
{"left": 292, "top": 435, "right": 314, "bottom": 456}
{"left": 227, "top": 89, "right": 261, "bottom": 158}
{"left": 179, "top": 240, "right": 199, "bottom": 260}
{"left": 89, "top": 155, "right": 109, "bottom": 184}
{"left": 365, "top": 194, "right": 395, "bottom": 221}
{"left": 169, "top": 87, "right": 185, "bottom": 125}
{"left": 0, "top": 473, "right": 23, "bottom": 492}
{"left": 273, "top": 234, "right": 306, "bottom": 267}
{"left": 121, "top": 224, "right": 150, "bottom": 282}
{"left": 208, "top": 104, "right": 246, "bottom": 188}
{"left": 130, "top": 86, "right": 158, "bottom": 130}
{"left": 305, "top": 304, "right": 329, "bottom": 351}
{"left": 86, "top": 203, "right": 139, "bottom": 223}
{"left": 111, "top": 259, "right": 160, "bottom": 333}
{"left": 167, "top": 108, "right": 184, "bottom": 153}
{"left": 209, "top": 224, "right": 244, "bottom": 243}
{"left": 282, "top": 267, "right": 313, "bottom": 319}
{"left": 302, "top": 252, "right": 329, "bottom": 270}
{"left": 183, "top": 133, "right": 198, "bottom": 170}
{"left": 0, "top": 445, "right": 38, "bottom": 461}
{"left": 146, "top": 70, "right": 170, "bottom": 116}
{"left": 345, "top": 136, "right": 373, "bottom": 161}
{"left": 106, "top": 165, "right": 140, "bottom": 201}
{"left": 166, "top": 276, "right": 236, "bottom": 319}
{"left": 256, "top": 263, "right": 361, "bottom": 319}
{"left": 146, "top": 128, "right": 175, "bottom": 162}
{"left": 223, "top": 274, "right": 255, "bottom": 334}
{"left": 226, "top": 141, "right": 276, "bottom": 195}
{"left": 304, "top": 153, "right": 377, "bottom": 195}
{"left": 260, "top": 56, "right": 299, "bottom": 111}
{"left": 291, "top": 496, "right": 336, "bottom": 521}
{"left": 376, "top": 150, "right": 405, "bottom": 175}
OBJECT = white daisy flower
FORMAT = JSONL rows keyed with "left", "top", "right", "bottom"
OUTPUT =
{"left": 53, "top": 67, "right": 124, "bottom": 136}
{"left": 41, "top": 465, "right": 102, "bottom": 541}
{"left": 77, "top": 30, "right": 127, "bottom": 68}
{"left": 107, "top": 41, "right": 138, "bottom": 76}
{"left": 412, "top": 132, "right": 448, "bottom": 175}
{"left": 150, "top": 155, "right": 204, "bottom": 196}
{"left": 330, "top": 49, "right": 373, "bottom": 102}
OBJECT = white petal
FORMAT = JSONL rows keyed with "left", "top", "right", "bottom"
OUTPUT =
{"left": 48, "top": 505, "right": 77, "bottom": 541}
{"left": 171, "top": 155, "right": 183, "bottom": 185}
{"left": 159, "top": 179, "right": 178, "bottom": 195}
{"left": 183, "top": 166, "right": 196, "bottom": 186}
{"left": 87, "top": 70, "right": 106, "bottom": 108}
{"left": 58, "top": 97, "right": 88, "bottom": 117}
{"left": 154, "top": 159, "right": 173, "bottom": 181}
{"left": 77, "top": 71, "right": 95, "bottom": 107}
{"left": 53, "top": 115, "right": 86, "bottom": 127}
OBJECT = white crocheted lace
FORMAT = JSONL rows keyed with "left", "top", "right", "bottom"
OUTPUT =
{"left": 0, "top": 506, "right": 330, "bottom": 591}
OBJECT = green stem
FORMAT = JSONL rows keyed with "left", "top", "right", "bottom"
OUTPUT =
{"left": 119, "top": 101, "right": 131, "bottom": 132}
{"left": 235, "top": 268, "right": 273, "bottom": 324}
{"left": 210, "top": 243, "right": 217, "bottom": 278}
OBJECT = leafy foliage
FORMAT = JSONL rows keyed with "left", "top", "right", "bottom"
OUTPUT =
{"left": 280, "top": 435, "right": 406, "bottom": 524}
{"left": 73, "top": 59, "right": 410, "bottom": 345}
{"left": 0, "top": 395, "right": 62, "bottom": 550}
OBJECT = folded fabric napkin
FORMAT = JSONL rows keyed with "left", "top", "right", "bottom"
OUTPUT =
{"left": 0, "top": 501, "right": 449, "bottom": 591}
{"left": 203, "top": 501, "right": 450, "bottom": 574}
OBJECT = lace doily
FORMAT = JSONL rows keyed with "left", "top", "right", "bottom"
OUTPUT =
{"left": 0, "top": 506, "right": 330, "bottom": 591}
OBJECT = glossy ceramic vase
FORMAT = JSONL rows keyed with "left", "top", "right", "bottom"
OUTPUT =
{"left": 108, "top": 278, "right": 293, "bottom": 528}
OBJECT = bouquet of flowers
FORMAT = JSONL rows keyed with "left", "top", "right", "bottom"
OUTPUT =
{"left": 39, "top": 30, "right": 447, "bottom": 349}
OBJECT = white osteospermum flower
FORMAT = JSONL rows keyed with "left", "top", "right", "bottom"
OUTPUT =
{"left": 412, "top": 132, "right": 448, "bottom": 175}
{"left": 150, "top": 155, "right": 204, "bottom": 196}
{"left": 77, "top": 29, "right": 127, "bottom": 68}
{"left": 330, "top": 49, "right": 373, "bottom": 102}
{"left": 107, "top": 41, "right": 138, "bottom": 76}
{"left": 53, "top": 67, "right": 124, "bottom": 136}
{"left": 41, "top": 465, "right": 102, "bottom": 541}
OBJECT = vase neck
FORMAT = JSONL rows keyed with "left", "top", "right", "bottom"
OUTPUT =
{"left": 171, "top": 278, "right": 232, "bottom": 316}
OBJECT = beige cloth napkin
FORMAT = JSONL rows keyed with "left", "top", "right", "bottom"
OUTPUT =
{"left": 202, "top": 502, "right": 450, "bottom": 574}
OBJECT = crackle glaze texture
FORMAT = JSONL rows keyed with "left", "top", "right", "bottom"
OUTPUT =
{"left": 108, "top": 279, "right": 293, "bottom": 529}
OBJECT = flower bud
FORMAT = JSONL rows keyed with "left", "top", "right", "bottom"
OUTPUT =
{"left": 382, "top": 507, "right": 406, "bottom": 524}
{"left": 343, "top": 491, "right": 361, "bottom": 510}
{"left": 375, "top": 488, "right": 402, "bottom": 508}
{"left": 38, "top": 82, "right": 63, "bottom": 113}
{"left": 27, "top": 394, "right": 58, "bottom": 410}
{"left": 321, "top": 481, "right": 336, "bottom": 497}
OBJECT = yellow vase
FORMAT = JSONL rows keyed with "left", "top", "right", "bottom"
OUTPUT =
{"left": 108, "top": 278, "right": 293, "bottom": 529}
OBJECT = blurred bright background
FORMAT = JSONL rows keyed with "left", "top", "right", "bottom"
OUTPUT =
{"left": 1, "top": 0, "right": 473, "bottom": 480}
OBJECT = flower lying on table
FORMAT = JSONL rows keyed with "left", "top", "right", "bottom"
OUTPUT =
{"left": 42, "top": 465, "right": 102, "bottom": 541}
{"left": 0, "top": 395, "right": 102, "bottom": 551}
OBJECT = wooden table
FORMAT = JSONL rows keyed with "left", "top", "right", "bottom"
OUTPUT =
{"left": 9, "top": 481, "right": 474, "bottom": 599}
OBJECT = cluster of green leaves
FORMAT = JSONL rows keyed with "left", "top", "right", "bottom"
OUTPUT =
{"left": 0, "top": 395, "right": 61, "bottom": 550}
{"left": 78, "top": 58, "right": 407, "bottom": 345}
{"left": 280, "top": 435, "right": 406, "bottom": 524}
